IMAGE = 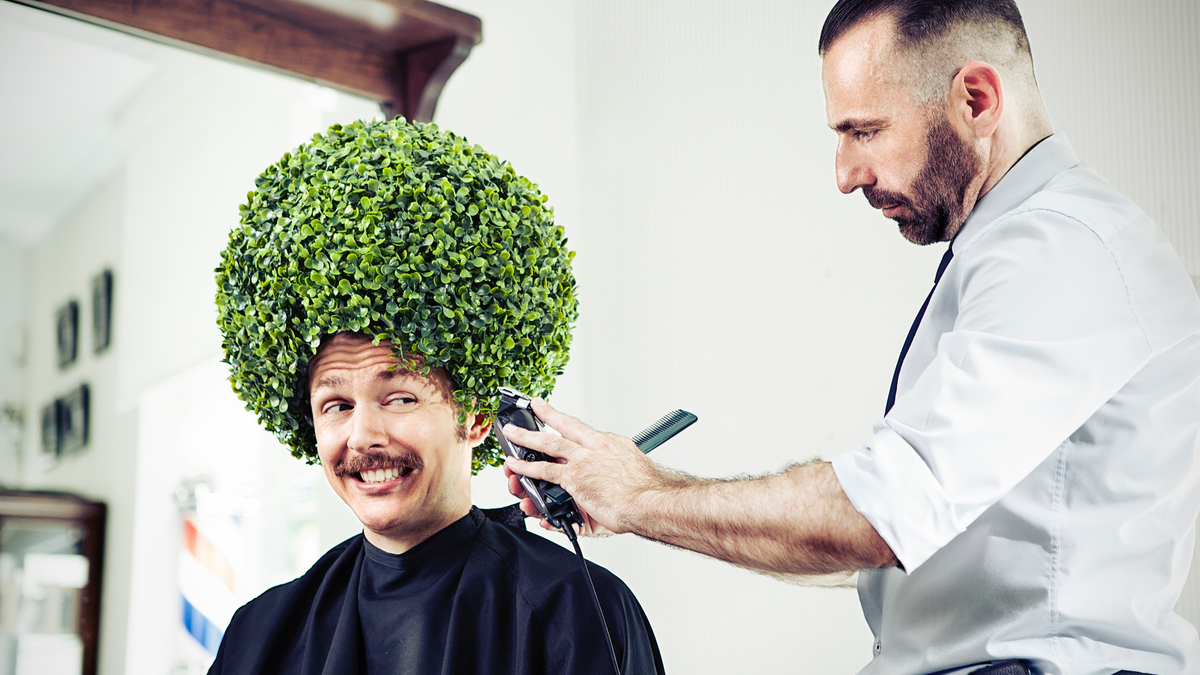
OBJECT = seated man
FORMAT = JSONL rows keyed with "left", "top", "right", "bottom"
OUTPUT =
{"left": 209, "top": 118, "right": 664, "bottom": 675}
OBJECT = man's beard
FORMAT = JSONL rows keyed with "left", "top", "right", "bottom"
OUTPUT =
{"left": 864, "top": 115, "right": 982, "bottom": 246}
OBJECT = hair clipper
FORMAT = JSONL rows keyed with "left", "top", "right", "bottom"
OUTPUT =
{"left": 493, "top": 387, "right": 582, "bottom": 530}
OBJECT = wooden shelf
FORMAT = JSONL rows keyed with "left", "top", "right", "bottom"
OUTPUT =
{"left": 15, "top": 0, "right": 482, "bottom": 121}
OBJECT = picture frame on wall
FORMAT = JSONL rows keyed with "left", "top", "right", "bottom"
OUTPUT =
{"left": 58, "top": 384, "right": 90, "bottom": 457}
{"left": 38, "top": 384, "right": 91, "bottom": 460}
{"left": 41, "top": 400, "right": 60, "bottom": 457}
{"left": 56, "top": 299, "right": 79, "bottom": 369}
{"left": 92, "top": 269, "right": 113, "bottom": 354}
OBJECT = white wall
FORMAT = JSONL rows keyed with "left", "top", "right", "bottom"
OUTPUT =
{"left": 1021, "top": 1, "right": 1200, "bottom": 283}
{"left": 0, "top": 237, "right": 25, "bottom": 485}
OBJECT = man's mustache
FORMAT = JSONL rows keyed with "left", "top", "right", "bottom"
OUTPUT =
{"left": 864, "top": 186, "right": 911, "bottom": 210}
{"left": 334, "top": 451, "right": 425, "bottom": 477}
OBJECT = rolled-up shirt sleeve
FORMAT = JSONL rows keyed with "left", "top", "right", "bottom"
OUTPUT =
{"left": 834, "top": 205, "right": 1157, "bottom": 572}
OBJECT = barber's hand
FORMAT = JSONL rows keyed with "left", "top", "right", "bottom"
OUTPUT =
{"left": 503, "top": 466, "right": 611, "bottom": 536}
{"left": 502, "top": 399, "right": 660, "bottom": 536}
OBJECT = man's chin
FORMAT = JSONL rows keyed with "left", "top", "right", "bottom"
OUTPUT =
{"left": 359, "top": 504, "right": 469, "bottom": 554}
{"left": 354, "top": 500, "right": 422, "bottom": 543}
{"left": 897, "top": 220, "right": 945, "bottom": 247}
{"left": 896, "top": 221, "right": 926, "bottom": 245}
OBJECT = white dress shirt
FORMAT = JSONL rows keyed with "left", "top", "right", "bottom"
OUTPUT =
{"left": 833, "top": 135, "right": 1200, "bottom": 675}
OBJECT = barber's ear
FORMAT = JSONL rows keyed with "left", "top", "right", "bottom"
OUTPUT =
{"left": 950, "top": 60, "right": 1003, "bottom": 139}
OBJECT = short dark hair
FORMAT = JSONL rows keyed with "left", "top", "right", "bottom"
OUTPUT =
{"left": 818, "top": 0, "right": 1030, "bottom": 57}
{"left": 819, "top": 0, "right": 1035, "bottom": 107}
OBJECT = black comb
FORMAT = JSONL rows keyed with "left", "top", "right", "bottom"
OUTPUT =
{"left": 632, "top": 410, "right": 698, "bottom": 454}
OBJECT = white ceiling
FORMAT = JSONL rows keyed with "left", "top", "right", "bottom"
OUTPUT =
{"left": 0, "top": 2, "right": 167, "bottom": 246}
{"left": 0, "top": 0, "right": 454, "bottom": 247}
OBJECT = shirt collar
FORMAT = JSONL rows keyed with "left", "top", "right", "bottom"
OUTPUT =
{"left": 954, "top": 133, "right": 1079, "bottom": 253}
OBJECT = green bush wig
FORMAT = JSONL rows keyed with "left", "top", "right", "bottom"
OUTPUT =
{"left": 215, "top": 118, "right": 578, "bottom": 472}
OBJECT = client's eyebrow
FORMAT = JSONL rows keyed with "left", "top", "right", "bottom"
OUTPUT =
{"left": 310, "top": 373, "right": 349, "bottom": 395}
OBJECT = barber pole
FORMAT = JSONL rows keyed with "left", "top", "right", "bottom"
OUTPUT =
{"left": 178, "top": 515, "right": 237, "bottom": 656}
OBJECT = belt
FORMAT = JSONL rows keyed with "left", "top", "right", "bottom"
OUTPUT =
{"left": 969, "top": 661, "right": 1152, "bottom": 675}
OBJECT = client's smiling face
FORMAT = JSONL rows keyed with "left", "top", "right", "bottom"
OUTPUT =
{"left": 308, "top": 332, "right": 486, "bottom": 553}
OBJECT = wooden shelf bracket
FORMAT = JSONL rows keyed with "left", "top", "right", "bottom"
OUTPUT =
{"left": 15, "top": 0, "right": 483, "bottom": 122}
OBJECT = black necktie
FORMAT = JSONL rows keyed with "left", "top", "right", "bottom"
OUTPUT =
{"left": 885, "top": 244, "right": 954, "bottom": 414}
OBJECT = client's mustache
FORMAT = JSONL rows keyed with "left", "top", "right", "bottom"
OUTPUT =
{"left": 334, "top": 451, "right": 425, "bottom": 477}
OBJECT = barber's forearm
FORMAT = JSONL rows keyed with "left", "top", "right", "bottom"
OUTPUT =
{"left": 627, "top": 461, "right": 898, "bottom": 575}
{"left": 500, "top": 400, "right": 897, "bottom": 574}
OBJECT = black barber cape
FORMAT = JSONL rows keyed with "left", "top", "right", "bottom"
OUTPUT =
{"left": 208, "top": 507, "right": 665, "bottom": 675}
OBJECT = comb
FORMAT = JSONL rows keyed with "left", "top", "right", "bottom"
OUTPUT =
{"left": 632, "top": 410, "right": 698, "bottom": 454}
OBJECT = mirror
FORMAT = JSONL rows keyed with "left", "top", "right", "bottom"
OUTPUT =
{"left": 0, "top": 491, "right": 104, "bottom": 675}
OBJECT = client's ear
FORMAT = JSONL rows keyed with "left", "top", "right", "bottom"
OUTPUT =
{"left": 466, "top": 412, "right": 492, "bottom": 448}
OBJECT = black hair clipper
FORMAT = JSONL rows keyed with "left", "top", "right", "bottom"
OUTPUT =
{"left": 494, "top": 387, "right": 582, "bottom": 530}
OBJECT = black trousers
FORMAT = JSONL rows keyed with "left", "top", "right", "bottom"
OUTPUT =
{"left": 970, "top": 661, "right": 1152, "bottom": 675}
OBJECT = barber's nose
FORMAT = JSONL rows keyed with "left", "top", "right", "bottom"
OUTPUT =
{"left": 835, "top": 139, "right": 875, "bottom": 194}
{"left": 347, "top": 406, "right": 388, "bottom": 452}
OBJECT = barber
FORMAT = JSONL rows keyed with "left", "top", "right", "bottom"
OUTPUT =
{"left": 504, "top": 1, "right": 1200, "bottom": 674}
